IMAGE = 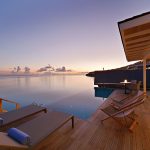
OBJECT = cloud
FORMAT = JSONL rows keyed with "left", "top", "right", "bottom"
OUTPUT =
{"left": 37, "top": 64, "right": 55, "bottom": 72}
{"left": 17, "top": 66, "right": 21, "bottom": 72}
{"left": 24, "top": 67, "right": 30, "bottom": 73}
{"left": 37, "top": 65, "right": 72, "bottom": 73}
{"left": 45, "top": 64, "right": 55, "bottom": 71}
{"left": 45, "top": 64, "right": 52, "bottom": 69}
{"left": 11, "top": 66, "right": 21, "bottom": 73}
{"left": 37, "top": 67, "right": 47, "bottom": 72}
{"left": 56, "top": 66, "right": 68, "bottom": 72}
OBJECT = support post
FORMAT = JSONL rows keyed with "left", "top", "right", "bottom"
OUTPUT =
{"left": 0, "top": 98, "right": 2, "bottom": 112}
{"left": 72, "top": 116, "right": 74, "bottom": 128}
{"left": 143, "top": 59, "right": 147, "bottom": 95}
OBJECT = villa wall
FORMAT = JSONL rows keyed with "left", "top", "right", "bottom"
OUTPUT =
{"left": 94, "top": 69, "right": 150, "bottom": 88}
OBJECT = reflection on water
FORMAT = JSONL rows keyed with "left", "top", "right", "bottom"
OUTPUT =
{"left": 0, "top": 75, "right": 104, "bottom": 119}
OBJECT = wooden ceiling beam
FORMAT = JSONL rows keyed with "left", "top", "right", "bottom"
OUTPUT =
{"left": 126, "top": 49, "right": 150, "bottom": 54}
{"left": 125, "top": 41, "right": 150, "bottom": 49}
{"left": 125, "top": 33, "right": 150, "bottom": 42}
{"left": 125, "top": 36, "right": 150, "bottom": 44}
{"left": 126, "top": 39, "right": 150, "bottom": 47}
{"left": 123, "top": 29, "right": 150, "bottom": 39}
{"left": 125, "top": 45, "right": 150, "bottom": 51}
{"left": 124, "top": 22, "right": 150, "bottom": 36}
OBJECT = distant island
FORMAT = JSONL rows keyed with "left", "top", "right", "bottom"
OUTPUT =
{"left": 86, "top": 61, "right": 150, "bottom": 77}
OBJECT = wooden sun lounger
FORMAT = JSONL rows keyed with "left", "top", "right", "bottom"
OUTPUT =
{"left": 0, "top": 104, "right": 47, "bottom": 131}
{"left": 101, "top": 91, "right": 145, "bottom": 132}
{"left": 110, "top": 91, "right": 137, "bottom": 103}
{"left": 0, "top": 111, "right": 74, "bottom": 149}
{"left": 111, "top": 91, "right": 144, "bottom": 110}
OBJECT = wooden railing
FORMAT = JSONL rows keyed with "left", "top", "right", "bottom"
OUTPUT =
{"left": 0, "top": 98, "right": 21, "bottom": 113}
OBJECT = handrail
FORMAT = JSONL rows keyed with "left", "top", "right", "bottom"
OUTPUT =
{"left": 0, "top": 98, "right": 21, "bottom": 113}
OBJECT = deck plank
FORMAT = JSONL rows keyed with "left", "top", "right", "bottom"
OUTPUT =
{"left": 32, "top": 91, "right": 150, "bottom": 150}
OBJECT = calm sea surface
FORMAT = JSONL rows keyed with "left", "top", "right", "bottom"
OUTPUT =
{"left": 0, "top": 75, "right": 105, "bottom": 119}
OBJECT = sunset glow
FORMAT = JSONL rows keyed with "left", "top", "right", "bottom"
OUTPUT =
{"left": 0, "top": 0, "right": 149, "bottom": 73}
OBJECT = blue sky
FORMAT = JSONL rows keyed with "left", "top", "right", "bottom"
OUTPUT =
{"left": 0, "top": 0, "right": 150, "bottom": 72}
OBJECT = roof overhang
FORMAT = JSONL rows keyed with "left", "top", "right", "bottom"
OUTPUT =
{"left": 118, "top": 12, "right": 150, "bottom": 62}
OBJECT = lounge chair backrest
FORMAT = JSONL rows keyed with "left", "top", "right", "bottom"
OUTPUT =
{"left": 137, "top": 81, "right": 142, "bottom": 91}
{"left": 131, "top": 80, "right": 137, "bottom": 84}
{"left": 127, "top": 80, "right": 141, "bottom": 92}
{"left": 114, "top": 91, "right": 144, "bottom": 110}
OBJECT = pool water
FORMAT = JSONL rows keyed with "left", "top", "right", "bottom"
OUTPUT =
{"left": 0, "top": 75, "right": 113, "bottom": 120}
{"left": 94, "top": 87, "right": 113, "bottom": 98}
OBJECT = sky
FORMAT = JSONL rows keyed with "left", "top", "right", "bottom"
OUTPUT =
{"left": 0, "top": 0, "right": 150, "bottom": 72}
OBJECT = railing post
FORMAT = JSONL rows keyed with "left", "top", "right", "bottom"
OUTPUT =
{"left": 0, "top": 98, "right": 20, "bottom": 112}
{"left": 16, "top": 104, "right": 20, "bottom": 110}
{"left": 0, "top": 98, "right": 3, "bottom": 112}
{"left": 143, "top": 59, "right": 147, "bottom": 96}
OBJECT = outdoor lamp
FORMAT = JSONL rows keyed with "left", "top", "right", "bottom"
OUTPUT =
{"left": 124, "top": 79, "right": 127, "bottom": 83}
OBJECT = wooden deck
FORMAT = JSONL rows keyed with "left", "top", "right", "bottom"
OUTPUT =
{"left": 33, "top": 90, "right": 150, "bottom": 150}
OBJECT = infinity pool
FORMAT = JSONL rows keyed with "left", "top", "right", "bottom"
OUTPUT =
{"left": 0, "top": 75, "right": 112, "bottom": 119}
